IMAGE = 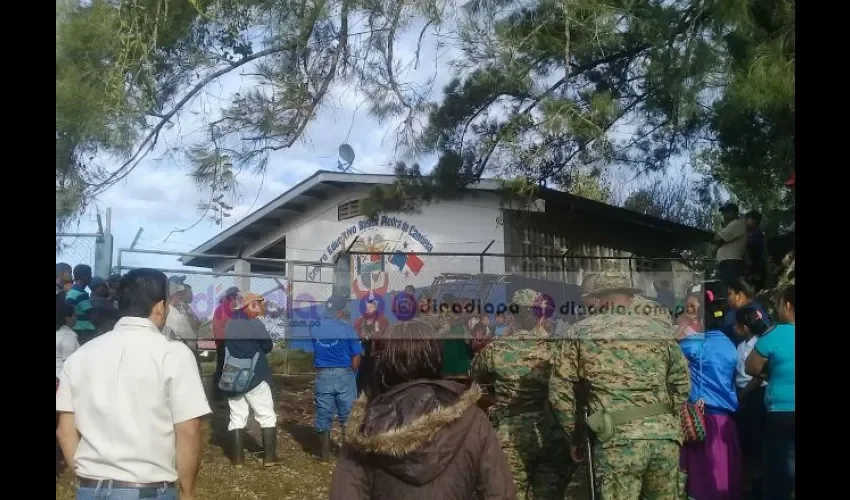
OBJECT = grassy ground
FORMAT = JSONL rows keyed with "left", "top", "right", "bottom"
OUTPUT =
{"left": 56, "top": 369, "right": 591, "bottom": 500}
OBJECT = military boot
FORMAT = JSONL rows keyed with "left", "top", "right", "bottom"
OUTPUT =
{"left": 318, "top": 431, "right": 331, "bottom": 462}
{"left": 231, "top": 429, "right": 245, "bottom": 468}
{"left": 261, "top": 427, "right": 282, "bottom": 467}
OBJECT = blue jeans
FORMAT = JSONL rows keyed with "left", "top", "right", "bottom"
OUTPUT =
{"left": 314, "top": 367, "right": 357, "bottom": 432}
{"left": 762, "top": 411, "right": 794, "bottom": 500}
{"left": 77, "top": 480, "right": 175, "bottom": 500}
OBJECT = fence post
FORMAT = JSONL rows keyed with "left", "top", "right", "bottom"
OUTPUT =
{"left": 479, "top": 240, "right": 495, "bottom": 274}
{"left": 234, "top": 260, "right": 252, "bottom": 293}
{"left": 93, "top": 210, "right": 114, "bottom": 278}
{"left": 94, "top": 232, "right": 114, "bottom": 278}
{"left": 284, "top": 261, "right": 294, "bottom": 376}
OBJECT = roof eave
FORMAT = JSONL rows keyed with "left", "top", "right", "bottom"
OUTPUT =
{"left": 182, "top": 171, "right": 502, "bottom": 265}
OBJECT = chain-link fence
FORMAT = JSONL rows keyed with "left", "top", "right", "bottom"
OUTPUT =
{"left": 116, "top": 248, "right": 336, "bottom": 376}
{"left": 335, "top": 251, "right": 711, "bottom": 337}
{"left": 56, "top": 232, "right": 116, "bottom": 278}
{"left": 111, "top": 248, "right": 712, "bottom": 374}
{"left": 56, "top": 234, "right": 98, "bottom": 269}
{"left": 57, "top": 212, "right": 115, "bottom": 278}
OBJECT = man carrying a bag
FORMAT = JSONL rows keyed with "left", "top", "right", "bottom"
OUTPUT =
{"left": 222, "top": 292, "right": 281, "bottom": 468}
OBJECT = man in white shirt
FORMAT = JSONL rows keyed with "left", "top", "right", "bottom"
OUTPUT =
{"left": 714, "top": 202, "right": 747, "bottom": 286}
{"left": 57, "top": 268, "right": 211, "bottom": 500}
{"left": 164, "top": 276, "right": 198, "bottom": 352}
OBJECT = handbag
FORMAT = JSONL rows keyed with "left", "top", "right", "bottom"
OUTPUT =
{"left": 679, "top": 341, "right": 707, "bottom": 443}
{"left": 679, "top": 399, "right": 707, "bottom": 443}
{"left": 218, "top": 346, "right": 260, "bottom": 394}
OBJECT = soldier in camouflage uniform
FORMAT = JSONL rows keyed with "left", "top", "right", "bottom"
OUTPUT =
{"left": 631, "top": 294, "right": 673, "bottom": 331}
{"left": 549, "top": 268, "right": 691, "bottom": 500}
{"left": 470, "top": 289, "right": 571, "bottom": 500}
{"left": 586, "top": 273, "right": 674, "bottom": 332}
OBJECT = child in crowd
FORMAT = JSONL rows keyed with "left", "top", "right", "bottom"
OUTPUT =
{"left": 494, "top": 311, "right": 510, "bottom": 337}
{"left": 734, "top": 307, "right": 769, "bottom": 498}
{"left": 469, "top": 322, "right": 493, "bottom": 355}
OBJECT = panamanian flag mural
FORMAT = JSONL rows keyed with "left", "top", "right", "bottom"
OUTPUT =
{"left": 341, "top": 217, "right": 434, "bottom": 300}
{"left": 389, "top": 251, "right": 425, "bottom": 276}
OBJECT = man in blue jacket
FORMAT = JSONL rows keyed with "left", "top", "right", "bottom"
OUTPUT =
{"left": 724, "top": 278, "right": 770, "bottom": 345}
{"left": 223, "top": 292, "right": 280, "bottom": 468}
{"left": 311, "top": 294, "right": 363, "bottom": 462}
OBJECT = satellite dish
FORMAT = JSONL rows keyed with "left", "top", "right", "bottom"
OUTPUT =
{"left": 338, "top": 144, "right": 356, "bottom": 164}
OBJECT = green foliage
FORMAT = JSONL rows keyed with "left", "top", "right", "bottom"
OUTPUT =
{"left": 366, "top": 0, "right": 729, "bottom": 218}
{"left": 360, "top": 153, "right": 476, "bottom": 218}
{"left": 706, "top": 0, "right": 794, "bottom": 233}
{"left": 366, "top": 0, "right": 794, "bottom": 235}
{"left": 56, "top": 0, "right": 208, "bottom": 229}
{"left": 55, "top": 0, "right": 794, "bottom": 237}
{"left": 564, "top": 171, "right": 612, "bottom": 203}
{"left": 56, "top": 0, "right": 451, "bottom": 230}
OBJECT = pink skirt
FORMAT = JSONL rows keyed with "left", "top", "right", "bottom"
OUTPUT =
{"left": 679, "top": 413, "right": 743, "bottom": 500}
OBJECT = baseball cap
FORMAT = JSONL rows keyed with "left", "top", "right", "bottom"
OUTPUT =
{"left": 233, "top": 292, "right": 265, "bottom": 310}
{"left": 89, "top": 276, "right": 106, "bottom": 290}
{"left": 326, "top": 294, "right": 348, "bottom": 312}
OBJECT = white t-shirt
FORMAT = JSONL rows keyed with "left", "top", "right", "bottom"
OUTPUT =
{"left": 56, "top": 325, "right": 80, "bottom": 378}
{"left": 56, "top": 317, "right": 211, "bottom": 483}
{"left": 736, "top": 336, "right": 768, "bottom": 389}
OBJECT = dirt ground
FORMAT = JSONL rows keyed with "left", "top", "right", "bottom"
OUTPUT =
{"left": 56, "top": 374, "right": 590, "bottom": 500}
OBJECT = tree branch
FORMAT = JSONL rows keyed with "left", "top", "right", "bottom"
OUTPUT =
{"left": 87, "top": 45, "right": 288, "bottom": 196}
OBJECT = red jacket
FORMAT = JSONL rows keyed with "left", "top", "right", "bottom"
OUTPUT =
{"left": 213, "top": 298, "right": 237, "bottom": 346}
{"left": 354, "top": 314, "right": 389, "bottom": 341}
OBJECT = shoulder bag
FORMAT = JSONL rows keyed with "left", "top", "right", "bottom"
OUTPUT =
{"left": 218, "top": 346, "right": 260, "bottom": 394}
{"left": 679, "top": 340, "right": 707, "bottom": 443}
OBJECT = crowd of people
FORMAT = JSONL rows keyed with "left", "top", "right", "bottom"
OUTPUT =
{"left": 317, "top": 269, "right": 795, "bottom": 500}
{"left": 56, "top": 198, "right": 794, "bottom": 500}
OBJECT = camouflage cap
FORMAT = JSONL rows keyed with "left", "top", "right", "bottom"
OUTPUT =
{"left": 512, "top": 289, "right": 540, "bottom": 307}
{"left": 582, "top": 269, "right": 641, "bottom": 298}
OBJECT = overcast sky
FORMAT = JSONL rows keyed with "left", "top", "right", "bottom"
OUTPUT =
{"left": 56, "top": 20, "right": 676, "bottom": 275}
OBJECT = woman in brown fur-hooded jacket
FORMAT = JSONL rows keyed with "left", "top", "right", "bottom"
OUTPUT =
{"left": 329, "top": 320, "right": 516, "bottom": 500}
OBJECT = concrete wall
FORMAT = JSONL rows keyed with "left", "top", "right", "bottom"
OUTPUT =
{"left": 247, "top": 185, "right": 507, "bottom": 296}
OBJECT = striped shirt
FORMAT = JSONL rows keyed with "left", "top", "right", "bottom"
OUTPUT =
{"left": 66, "top": 284, "right": 96, "bottom": 333}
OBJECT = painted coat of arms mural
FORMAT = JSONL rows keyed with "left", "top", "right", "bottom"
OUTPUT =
{"left": 310, "top": 216, "right": 434, "bottom": 300}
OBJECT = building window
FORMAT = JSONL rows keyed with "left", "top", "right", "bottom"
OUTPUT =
{"left": 338, "top": 200, "right": 361, "bottom": 220}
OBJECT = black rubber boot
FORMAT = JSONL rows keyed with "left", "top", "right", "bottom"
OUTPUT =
{"left": 318, "top": 431, "right": 331, "bottom": 462}
{"left": 261, "top": 427, "right": 282, "bottom": 467}
{"left": 231, "top": 429, "right": 245, "bottom": 467}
